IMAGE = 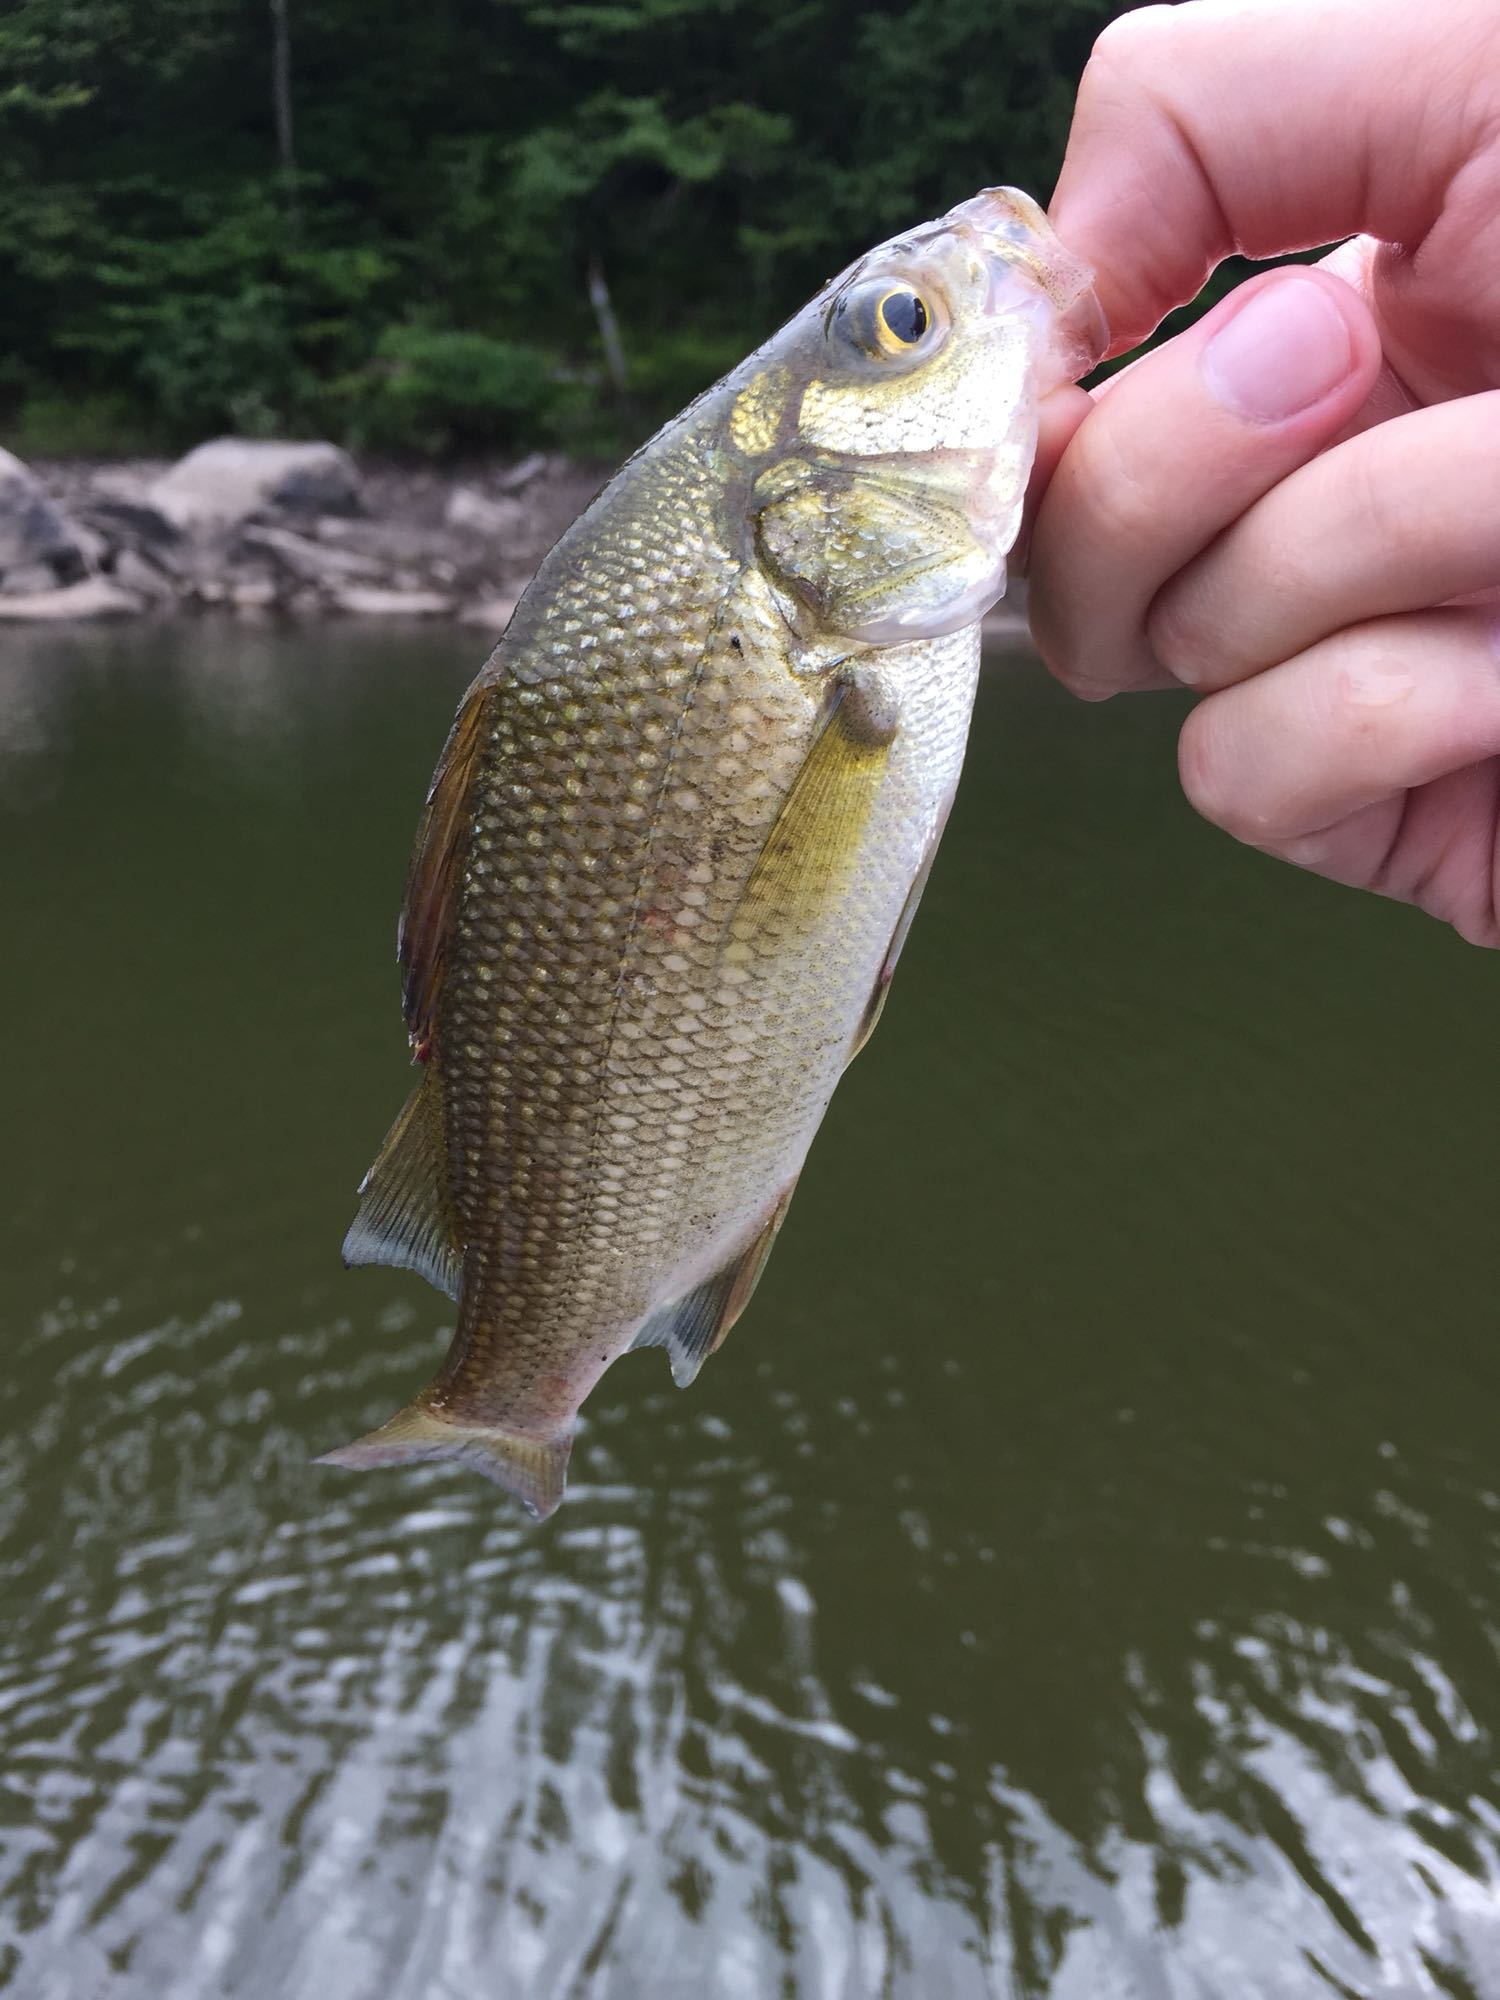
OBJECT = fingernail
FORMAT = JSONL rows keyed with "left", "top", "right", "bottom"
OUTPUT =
{"left": 1201, "top": 278, "right": 1354, "bottom": 422}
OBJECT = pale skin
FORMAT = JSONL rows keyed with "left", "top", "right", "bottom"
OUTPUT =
{"left": 1023, "top": 0, "right": 1500, "bottom": 946}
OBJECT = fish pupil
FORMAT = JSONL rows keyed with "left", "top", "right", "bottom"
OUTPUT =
{"left": 881, "top": 290, "right": 928, "bottom": 344}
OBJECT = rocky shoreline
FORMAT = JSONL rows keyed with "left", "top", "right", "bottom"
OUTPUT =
{"left": 0, "top": 436, "right": 1031, "bottom": 642}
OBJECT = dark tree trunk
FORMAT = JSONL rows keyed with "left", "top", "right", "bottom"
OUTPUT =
{"left": 270, "top": 0, "right": 296, "bottom": 182}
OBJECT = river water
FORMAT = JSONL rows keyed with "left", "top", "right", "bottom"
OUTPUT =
{"left": 3, "top": 620, "right": 1499, "bottom": 1999}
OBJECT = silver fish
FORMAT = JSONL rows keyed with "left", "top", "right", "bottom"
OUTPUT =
{"left": 321, "top": 188, "right": 1103, "bottom": 1515}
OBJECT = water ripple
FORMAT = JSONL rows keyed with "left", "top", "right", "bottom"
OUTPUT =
{"left": 7, "top": 632, "right": 1500, "bottom": 1996}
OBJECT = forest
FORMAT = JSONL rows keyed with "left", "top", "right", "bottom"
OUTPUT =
{"left": 0, "top": 0, "right": 1119, "bottom": 457}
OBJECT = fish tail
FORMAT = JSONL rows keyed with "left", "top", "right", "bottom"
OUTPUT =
{"left": 315, "top": 1402, "right": 573, "bottom": 1520}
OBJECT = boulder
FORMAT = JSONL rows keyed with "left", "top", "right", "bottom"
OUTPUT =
{"left": 237, "top": 522, "right": 382, "bottom": 587}
{"left": 111, "top": 548, "right": 181, "bottom": 602}
{"left": 0, "top": 576, "right": 142, "bottom": 621}
{"left": 148, "top": 439, "right": 362, "bottom": 535}
{"left": 314, "top": 517, "right": 472, "bottom": 572}
{"left": 0, "top": 446, "right": 86, "bottom": 585}
{"left": 79, "top": 494, "right": 182, "bottom": 551}
{"left": 444, "top": 485, "right": 529, "bottom": 541}
{"left": 0, "top": 562, "right": 64, "bottom": 597}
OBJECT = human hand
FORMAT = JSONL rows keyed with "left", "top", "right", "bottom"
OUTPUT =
{"left": 1024, "top": 0, "right": 1500, "bottom": 945}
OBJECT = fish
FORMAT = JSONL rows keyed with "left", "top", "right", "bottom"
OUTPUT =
{"left": 318, "top": 187, "right": 1103, "bottom": 1518}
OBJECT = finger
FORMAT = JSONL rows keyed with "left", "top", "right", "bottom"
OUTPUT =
{"left": 1314, "top": 240, "right": 1425, "bottom": 438}
{"left": 1178, "top": 607, "right": 1500, "bottom": 855}
{"left": 1258, "top": 765, "right": 1500, "bottom": 947}
{"left": 1014, "top": 382, "right": 1091, "bottom": 572}
{"left": 1027, "top": 268, "right": 1382, "bottom": 699}
{"left": 1050, "top": 0, "right": 1500, "bottom": 394}
{"left": 1151, "top": 393, "right": 1500, "bottom": 690}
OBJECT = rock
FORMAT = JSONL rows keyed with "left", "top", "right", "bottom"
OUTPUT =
{"left": 313, "top": 517, "right": 474, "bottom": 570}
{"left": 331, "top": 585, "right": 453, "bottom": 619}
{"left": 231, "top": 575, "right": 280, "bottom": 615}
{"left": 148, "top": 439, "right": 362, "bottom": 535}
{"left": 0, "top": 576, "right": 142, "bottom": 621}
{"left": 71, "top": 523, "right": 112, "bottom": 573}
{"left": 238, "top": 522, "right": 381, "bottom": 587}
{"left": 444, "top": 485, "right": 528, "bottom": 540}
{"left": 0, "top": 562, "right": 64, "bottom": 597}
{"left": 459, "top": 594, "right": 519, "bottom": 634}
{"left": 79, "top": 495, "right": 182, "bottom": 551}
{"left": 494, "top": 451, "right": 551, "bottom": 493}
{"left": 0, "top": 446, "right": 86, "bottom": 585}
{"left": 112, "top": 548, "right": 181, "bottom": 601}
{"left": 90, "top": 465, "right": 172, "bottom": 503}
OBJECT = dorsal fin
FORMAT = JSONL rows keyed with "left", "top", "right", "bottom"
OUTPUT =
{"left": 632, "top": 1178, "right": 799, "bottom": 1386}
{"left": 398, "top": 682, "right": 490, "bottom": 1051}
{"left": 341, "top": 1068, "right": 462, "bottom": 1300}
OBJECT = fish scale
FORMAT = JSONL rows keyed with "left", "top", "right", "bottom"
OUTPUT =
{"left": 324, "top": 187, "right": 1103, "bottom": 1516}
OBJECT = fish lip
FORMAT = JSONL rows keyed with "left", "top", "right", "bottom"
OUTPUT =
{"left": 946, "top": 185, "right": 1109, "bottom": 379}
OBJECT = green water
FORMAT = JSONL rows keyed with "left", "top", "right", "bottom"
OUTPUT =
{"left": 4, "top": 619, "right": 1500, "bottom": 1999}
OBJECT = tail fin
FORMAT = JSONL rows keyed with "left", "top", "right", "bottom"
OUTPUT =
{"left": 315, "top": 1402, "right": 572, "bottom": 1520}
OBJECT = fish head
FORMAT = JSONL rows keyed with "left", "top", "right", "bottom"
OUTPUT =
{"left": 740, "top": 188, "right": 1105, "bottom": 645}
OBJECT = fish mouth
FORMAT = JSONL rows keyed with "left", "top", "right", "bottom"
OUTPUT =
{"left": 947, "top": 186, "right": 1108, "bottom": 380}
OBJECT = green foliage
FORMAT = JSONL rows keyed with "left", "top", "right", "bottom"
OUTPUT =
{"left": 341, "top": 327, "right": 564, "bottom": 454}
{"left": 0, "top": 0, "right": 1120, "bottom": 458}
{"left": 8, "top": 391, "right": 160, "bottom": 458}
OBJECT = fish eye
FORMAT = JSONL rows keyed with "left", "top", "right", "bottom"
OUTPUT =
{"left": 877, "top": 287, "right": 928, "bottom": 348}
{"left": 830, "top": 278, "right": 943, "bottom": 364}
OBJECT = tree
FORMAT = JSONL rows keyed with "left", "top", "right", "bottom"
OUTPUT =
{"left": 0, "top": 0, "right": 1119, "bottom": 456}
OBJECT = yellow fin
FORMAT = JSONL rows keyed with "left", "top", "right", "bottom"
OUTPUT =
{"left": 733, "top": 677, "right": 895, "bottom": 946}
{"left": 315, "top": 1402, "right": 572, "bottom": 1520}
{"left": 398, "top": 682, "right": 489, "bottom": 1052}
{"left": 341, "top": 1067, "right": 461, "bottom": 1301}
{"left": 633, "top": 1179, "right": 799, "bottom": 1387}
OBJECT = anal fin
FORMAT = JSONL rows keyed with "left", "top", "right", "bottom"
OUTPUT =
{"left": 341, "top": 1067, "right": 462, "bottom": 1301}
{"left": 315, "top": 1402, "right": 572, "bottom": 1520}
{"left": 633, "top": 1179, "right": 799, "bottom": 1387}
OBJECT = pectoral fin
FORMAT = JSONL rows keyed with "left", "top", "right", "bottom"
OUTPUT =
{"left": 633, "top": 1179, "right": 799, "bottom": 1387}
{"left": 341, "top": 1067, "right": 462, "bottom": 1300}
{"left": 732, "top": 677, "right": 895, "bottom": 947}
